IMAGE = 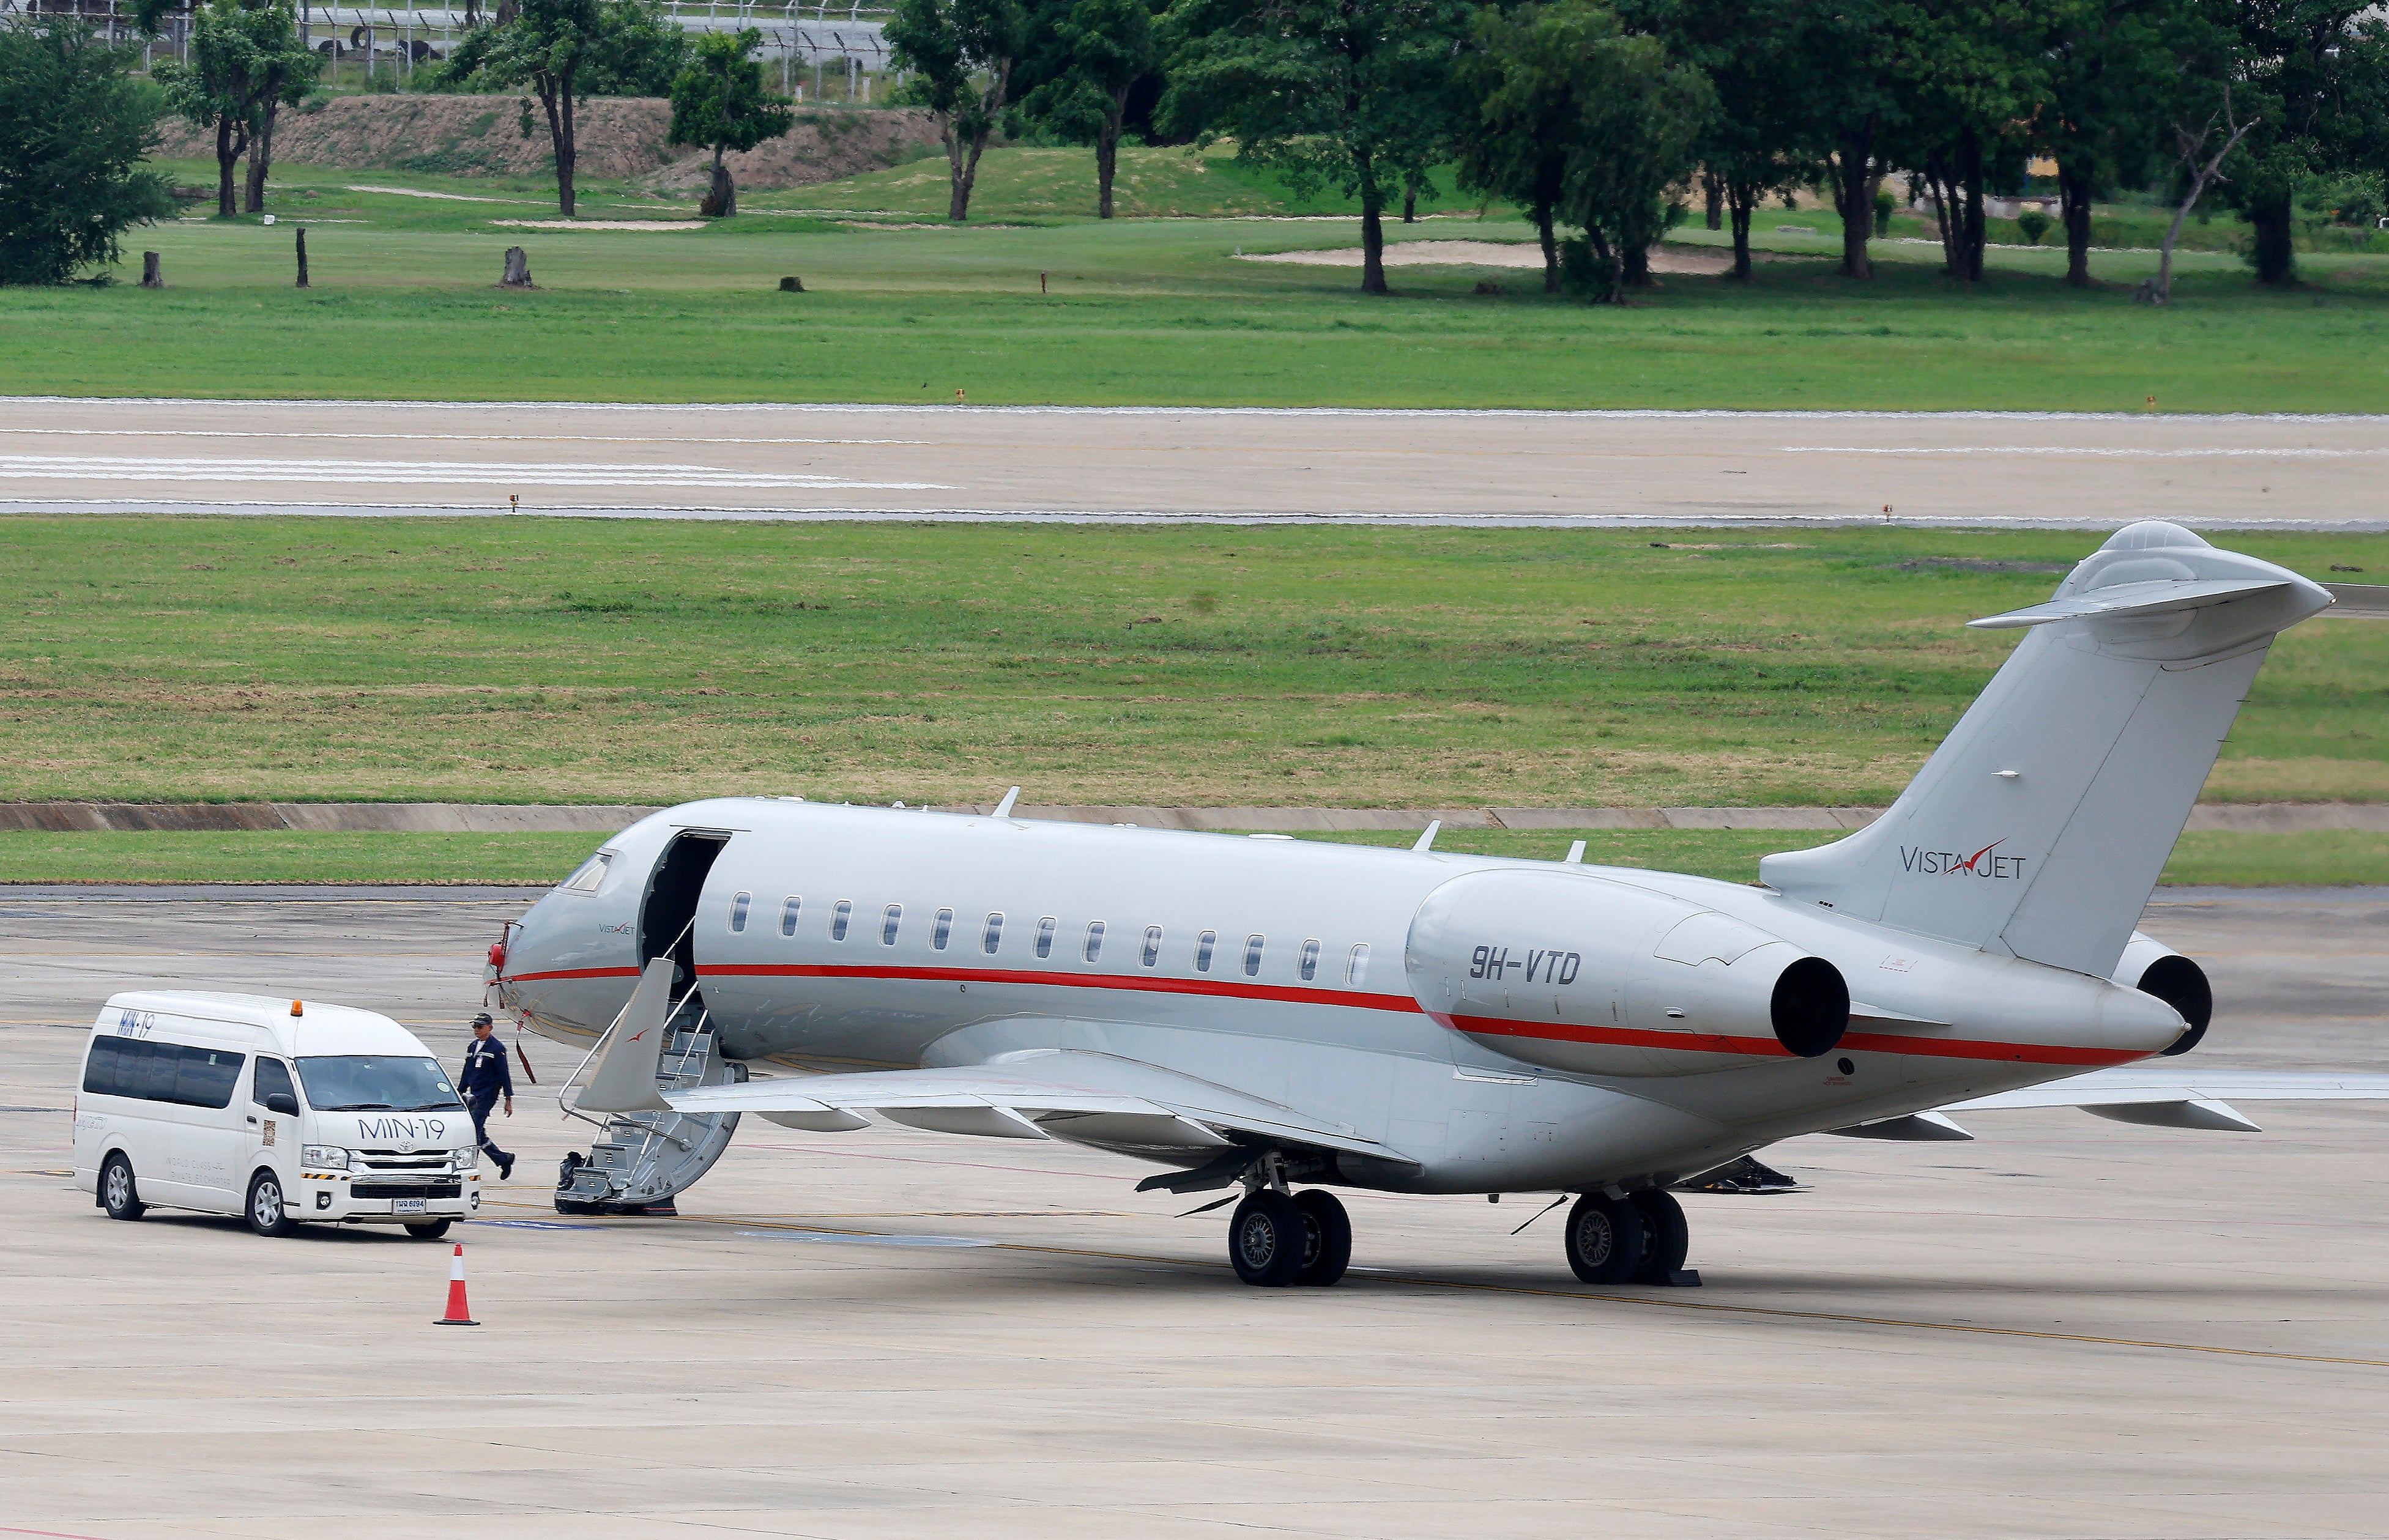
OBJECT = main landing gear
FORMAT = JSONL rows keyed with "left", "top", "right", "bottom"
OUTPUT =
{"left": 1562, "top": 1190, "right": 1700, "bottom": 1287}
{"left": 1228, "top": 1187, "right": 1351, "bottom": 1287}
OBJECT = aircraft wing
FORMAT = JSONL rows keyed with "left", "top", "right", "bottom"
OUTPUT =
{"left": 1939, "top": 1068, "right": 2389, "bottom": 1133}
{"left": 663, "top": 1046, "right": 1420, "bottom": 1173}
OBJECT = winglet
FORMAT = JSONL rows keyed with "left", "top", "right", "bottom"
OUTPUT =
{"left": 576, "top": 957, "right": 675, "bottom": 1113}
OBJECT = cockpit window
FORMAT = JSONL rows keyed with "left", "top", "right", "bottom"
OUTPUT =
{"left": 559, "top": 852, "right": 613, "bottom": 893}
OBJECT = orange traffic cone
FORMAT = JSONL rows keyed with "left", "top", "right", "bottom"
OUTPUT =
{"left": 434, "top": 1241, "right": 479, "bottom": 1326}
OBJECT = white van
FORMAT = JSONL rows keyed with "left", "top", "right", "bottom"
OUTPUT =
{"left": 72, "top": 991, "right": 483, "bottom": 1238}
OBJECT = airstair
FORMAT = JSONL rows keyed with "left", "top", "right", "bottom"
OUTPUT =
{"left": 555, "top": 986, "right": 745, "bottom": 1217}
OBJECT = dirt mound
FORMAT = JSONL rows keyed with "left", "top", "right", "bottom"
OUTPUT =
{"left": 152, "top": 95, "right": 938, "bottom": 189}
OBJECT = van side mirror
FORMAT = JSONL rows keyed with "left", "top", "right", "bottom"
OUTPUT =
{"left": 264, "top": 1092, "right": 300, "bottom": 1117}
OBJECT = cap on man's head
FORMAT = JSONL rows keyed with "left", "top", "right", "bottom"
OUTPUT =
{"left": 471, "top": 1013, "right": 495, "bottom": 1028}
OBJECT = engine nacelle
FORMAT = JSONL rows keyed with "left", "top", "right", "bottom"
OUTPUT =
{"left": 2112, "top": 931, "right": 2212, "bottom": 1056}
{"left": 1406, "top": 869, "right": 1849, "bottom": 1077}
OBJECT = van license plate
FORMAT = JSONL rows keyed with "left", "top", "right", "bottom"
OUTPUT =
{"left": 392, "top": 1198, "right": 427, "bottom": 1215}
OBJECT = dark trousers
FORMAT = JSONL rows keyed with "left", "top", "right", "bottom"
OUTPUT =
{"left": 468, "top": 1090, "right": 512, "bottom": 1166}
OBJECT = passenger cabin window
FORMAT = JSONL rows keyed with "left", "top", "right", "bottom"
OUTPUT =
{"left": 1298, "top": 939, "right": 1321, "bottom": 983}
{"left": 1194, "top": 930, "right": 1216, "bottom": 972}
{"left": 560, "top": 852, "right": 612, "bottom": 893}
{"left": 252, "top": 1056, "right": 297, "bottom": 1108}
{"left": 1140, "top": 925, "right": 1162, "bottom": 967}
{"left": 1035, "top": 916, "right": 1057, "bottom": 959}
{"left": 1083, "top": 921, "right": 1105, "bottom": 963}
{"left": 781, "top": 897, "right": 802, "bottom": 936}
{"left": 831, "top": 900, "right": 853, "bottom": 941}
{"left": 1244, "top": 934, "right": 1265, "bottom": 977}
{"left": 932, "top": 908, "right": 954, "bottom": 951}
{"left": 882, "top": 903, "right": 902, "bottom": 945}
{"left": 1346, "top": 943, "right": 1370, "bottom": 986}
{"left": 983, "top": 912, "right": 1004, "bottom": 954}
{"left": 83, "top": 1036, "right": 245, "bottom": 1109}
{"left": 729, "top": 892, "right": 752, "bottom": 933}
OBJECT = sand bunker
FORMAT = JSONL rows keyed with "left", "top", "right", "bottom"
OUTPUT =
{"left": 1235, "top": 240, "right": 1787, "bottom": 275}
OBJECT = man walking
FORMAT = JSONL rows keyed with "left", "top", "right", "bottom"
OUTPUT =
{"left": 458, "top": 1012, "right": 516, "bottom": 1180}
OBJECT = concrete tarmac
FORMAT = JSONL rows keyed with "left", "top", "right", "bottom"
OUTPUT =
{"left": 2, "top": 886, "right": 2385, "bottom": 1538}
{"left": 7, "top": 398, "right": 2389, "bottom": 527}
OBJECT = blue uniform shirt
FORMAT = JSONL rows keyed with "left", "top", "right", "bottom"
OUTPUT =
{"left": 459, "top": 1036, "right": 515, "bottom": 1099}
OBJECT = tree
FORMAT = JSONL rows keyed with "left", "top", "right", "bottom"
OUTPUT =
{"left": 1551, "top": 12, "right": 1709, "bottom": 300}
{"left": 1161, "top": 0, "right": 1474, "bottom": 294}
{"left": 2225, "top": 1, "right": 2388, "bottom": 286}
{"left": 2035, "top": 0, "right": 2183, "bottom": 287}
{"left": 668, "top": 28, "right": 793, "bottom": 217}
{"left": 446, "top": 0, "right": 686, "bottom": 217}
{"left": 153, "top": 0, "right": 313, "bottom": 217}
{"left": 2149, "top": 81, "right": 2254, "bottom": 301}
{"left": 1624, "top": 0, "right": 1820, "bottom": 280}
{"left": 1454, "top": 1, "right": 1583, "bottom": 292}
{"left": 1019, "top": 0, "right": 1160, "bottom": 218}
{"left": 240, "top": 5, "right": 319, "bottom": 214}
{"left": 1887, "top": 0, "right": 2059, "bottom": 285}
{"left": 0, "top": 15, "right": 174, "bottom": 285}
{"left": 887, "top": 0, "right": 1028, "bottom": 221}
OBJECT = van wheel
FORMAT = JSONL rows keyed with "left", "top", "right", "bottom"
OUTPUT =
{"left": 100, "top": 1153, "right": 144, "bottom": 1220}
{"left": 245, "top": 1170, "right": 296, "bottom": 1237}
{"left": 404, "top": 1219, "right": 453, "bottom": 1240}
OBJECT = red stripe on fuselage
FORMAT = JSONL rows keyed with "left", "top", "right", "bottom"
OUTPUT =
{"left": 505, "top": 966, "right": 643, "bottom": 983}
{"left": 697, "top": 961, "right": 1427, "bottom": 1015}
{"left": 1449, "top": 1012, "right": 2145, "bottom": 1067}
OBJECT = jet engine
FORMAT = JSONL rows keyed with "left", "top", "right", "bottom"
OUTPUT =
{"left": 1406, "top": 869, "right": 1849, "bottom": 1077}
{"left": 2112, "top": 931, "right": 2212, "bottom": 1056}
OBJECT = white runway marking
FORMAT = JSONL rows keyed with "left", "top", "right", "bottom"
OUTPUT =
{"left": 0, "top": 456, "right": 950, "bottom": 491}
{"left": 1782, "top": 446, "right": 2389, "bottom": 458}
{"left": 0, "top": 429, "right": 930, "bottom": 446}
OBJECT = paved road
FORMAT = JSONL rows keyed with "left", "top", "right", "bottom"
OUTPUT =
{"left": 2, "top": 887, "right": 2384, "bottom": 1536}
{"left": 8, "top": 398, "right": 2389, "bottom": 526}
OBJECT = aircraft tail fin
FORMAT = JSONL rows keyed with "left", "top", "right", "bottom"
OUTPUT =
{"left": 1758, "top": 522, "right": 2329, "bottom": 979}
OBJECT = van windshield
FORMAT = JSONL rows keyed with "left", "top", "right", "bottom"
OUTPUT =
{"left": 295, "top": 1056, "right": 466, "bottom": 1112}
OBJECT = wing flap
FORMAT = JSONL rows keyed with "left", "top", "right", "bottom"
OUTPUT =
{"left": 1949, "top": 1068, "right": 2389, "bottom": 1111}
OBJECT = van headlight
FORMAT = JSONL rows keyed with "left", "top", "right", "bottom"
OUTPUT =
{"left": 301, "top": 1144, "right": 351, "bottom": 1170}
{"left": 451, "top": 1147, "right": 478, "bottom": 1171}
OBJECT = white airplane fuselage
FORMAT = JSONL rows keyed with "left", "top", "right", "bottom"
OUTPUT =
{"left": 497, "top": 796, "right": 2187, "bottom": 1195}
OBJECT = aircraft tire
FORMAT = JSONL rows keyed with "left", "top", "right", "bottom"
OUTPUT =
{"left": 100, "top": 1152, "right": 144, "bottom": 1220}
{"left": 1228, "top": 1190, "right": 1308, "bottom": 1286}
{"left": 1562, "top": 1194, "right": 1645, "bottom": 1286}
{"left": 1628, "top": 1190, "right": 1689, "bottom": 1283}
{"left": 1292, "top": 1190, "right": 1352, "bottom": 1287}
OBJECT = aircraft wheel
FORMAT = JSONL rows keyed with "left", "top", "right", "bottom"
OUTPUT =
{"left": 1292, "top": 1189, "right": 1352, "bottom": 1287}
{"left": 1562, "top": 1193, "right": 1645, "bottom": 1286}
{"left": 1228, "top": 1190, "right": 1307, "bottom": 1286}
{"left": 100, "top": 1152, "right": 144, "bottom": 1220}
{"left": 1629, "top": 1189, "right": 1689, "bottom": 1283}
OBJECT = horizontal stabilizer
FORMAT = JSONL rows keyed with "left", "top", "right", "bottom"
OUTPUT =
{"left": 1967, "top": 576, "right": 2292, "bottom": 631}
{"left": 1949, "top": 1068, "right": 2389, "bottom": 1112}
{"left": 1826, "top": 1111, "right": 1974, "bottom": 1142}
{"left": 665, "top": 1047, "right": 1418, "bottom": 1168}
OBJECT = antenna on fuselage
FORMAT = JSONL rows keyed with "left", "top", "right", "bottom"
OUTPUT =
{"left": 1411, "top": 820, "right": 1441, "bottom": 853}
{"left": 992, "top": 787, "right": 1021, "bottom": 818}
{"left": 1564, "top": 840, "right": 1586, "bottom": 864}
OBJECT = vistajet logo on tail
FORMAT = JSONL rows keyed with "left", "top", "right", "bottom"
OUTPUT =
{"left": 1901, "top": 840, "right": 2029, "bottom": 879}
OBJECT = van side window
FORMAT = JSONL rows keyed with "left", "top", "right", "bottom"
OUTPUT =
{"left": 1083, "top": 921, "right": 1105, "bottom": 963}
{"left": 983, "top": 912, "right": 1004, "bottom": 954}
{"left": 1194, "top": 930, "right": 1216, "bottom": 972}
{"left": 84, "top": 1037, "right": 245, "bottom": 1109}
{"left": 1141, "top": 925, "right": 1162, "bottom": 967}
{"left": 882, "top": 903, "right": 902, "bottom": 945}
{"left": 831, "top": 900, "right": 853, "bottom": 941}
{"left": 253, "top": 1056, "right": 297, "bottom": 1108}
{"left": 1346, "top": 943, "right": 1370, "bottom": 986}
{"left": 1299, "top": 938, "right": 1321, "bottom": 983}
{"left": 781, "top": 896, "right": 802, "bottom": 936}
{"left": 1035, "top": 916, "right": 1057, "bottom": 959}
{"left": 729, "top": 892, "right": 752, "bottom": 933}
{"left": 932, "top": 908, "right": 954, "bottom": 950}
{"left": 1244, "top": 935, "right": 1266, "bottom": 977}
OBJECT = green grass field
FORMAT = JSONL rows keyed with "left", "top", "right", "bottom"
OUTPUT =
{"left": 9, "top": 518, "right": 2388, "bottom": 810}
{"left": 4, "top": 155, "right": 2383, "bottom": 410}
{"left": 5, "top": 827, "right": 2377, "bottom": 886}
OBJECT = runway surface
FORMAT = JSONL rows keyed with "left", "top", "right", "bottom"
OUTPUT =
{"left": 8, "top": 398, "right": 2389, "bottom": 527}
{"left": 2, "top": 886, "right": 2385, "bottom": 1537}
